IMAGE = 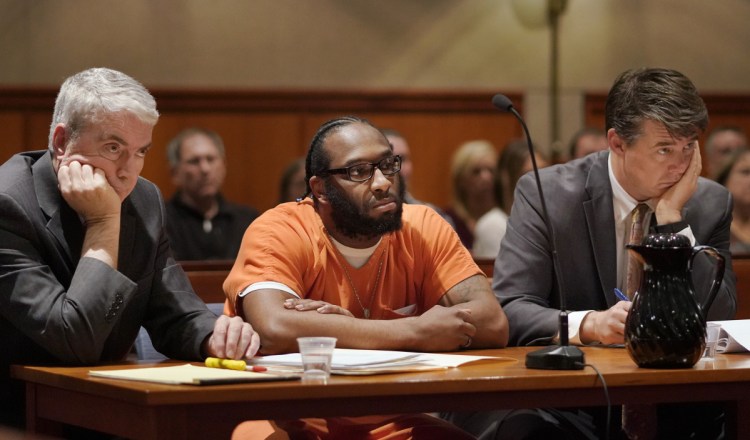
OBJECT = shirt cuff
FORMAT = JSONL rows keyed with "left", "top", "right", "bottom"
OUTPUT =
{"left": 555, "top": 310, "right": 593, "bottom": 345}
{"left": 654, "top": 222, "right": 695, "bottom": 245}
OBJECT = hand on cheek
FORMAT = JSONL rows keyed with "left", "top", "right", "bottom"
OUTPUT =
{"left": 58, "top": 161, "right": 121, "bottom": 223}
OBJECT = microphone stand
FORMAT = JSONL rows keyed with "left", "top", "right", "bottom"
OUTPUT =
{"left": 492, "top": 94, "right": 584, "bottom": 370}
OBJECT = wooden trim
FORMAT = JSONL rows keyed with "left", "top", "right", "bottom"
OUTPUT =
{"left": 0, "top": 88, "right": 523, "bottom": 114}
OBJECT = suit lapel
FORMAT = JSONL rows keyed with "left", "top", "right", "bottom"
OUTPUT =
{"left": 583, "top": 153, "right": 618, "bottom": 305}
{"left": 33, "top": 152, "right": 83, "bottom": 268}
{"left": 118, "top": 200, "right": 136, "bottom": 274}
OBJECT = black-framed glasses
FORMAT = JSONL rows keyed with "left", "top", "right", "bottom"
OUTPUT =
{"left": 320, "top": 155, "right": 401, "bottom": 182}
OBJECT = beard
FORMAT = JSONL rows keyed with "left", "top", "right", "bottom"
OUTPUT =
{"left": 324, "top": 177, "right": 405, "bottom": 240}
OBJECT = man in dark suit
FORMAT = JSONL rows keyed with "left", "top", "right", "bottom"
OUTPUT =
{"left": 0, "top": 68, "right": 259, "bottom": 429}
{"left": 446, "top": 68, "right": 737, "bottom": 438}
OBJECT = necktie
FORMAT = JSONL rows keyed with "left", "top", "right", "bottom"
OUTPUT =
{"left": 625, "top": 203, "right": 649, "bottom": 299}
{"left": 622, "top": 203, "right": 656, "bottom": 439}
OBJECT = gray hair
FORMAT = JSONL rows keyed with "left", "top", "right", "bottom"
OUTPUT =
{"left": 605, "top": 67, "right": 708, "bottom": 145}
{"left": 166, "top": 127, "right": 226, "bottom": 169}
{"left": 48, "top": 67, "right": 159, "bottom": 152}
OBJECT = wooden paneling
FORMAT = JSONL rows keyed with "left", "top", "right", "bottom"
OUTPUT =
{"left": 0, "top": 89, "right": 523, "bottom": 213}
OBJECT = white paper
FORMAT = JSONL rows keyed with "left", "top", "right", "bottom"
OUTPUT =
{"left": 251, "top": 348, "right": 508, "bottom": 375}
{"left": 712, "top": 319, "right": 750, "bottom": 353}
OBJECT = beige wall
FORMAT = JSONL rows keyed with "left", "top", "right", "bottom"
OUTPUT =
{"left": 2, "top": 0, "right": 749, "bottom": 158}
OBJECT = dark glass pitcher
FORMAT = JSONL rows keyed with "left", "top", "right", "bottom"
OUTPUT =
{"left": 624, "top": 233, "right": 725, "bottom": 368}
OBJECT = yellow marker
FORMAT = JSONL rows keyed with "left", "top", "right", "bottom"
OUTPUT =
{"left": 205, "top": 357, "right": 247, "bottom": 371}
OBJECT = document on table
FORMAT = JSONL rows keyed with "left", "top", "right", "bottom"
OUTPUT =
{"left": 251, "top": 348, "right": 511, "bottom": 375}
{"left": 89, "top": 364, "right": 300, "bottom": 385}
{"left": 712, "top": 319, "right": 750, "bottom": 353}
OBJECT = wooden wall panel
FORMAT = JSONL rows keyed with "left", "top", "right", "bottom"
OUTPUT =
{"left": 0, "top": 88, "right": 519, "bottom": 212}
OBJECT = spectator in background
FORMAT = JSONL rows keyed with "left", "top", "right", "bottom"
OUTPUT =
{"left": 705, "top": 125, "right": 749, "bottom": 179}
{"left": 567, "top": 127, "right": 608, "bottom": 160}
{"left": 165, "top": 128, "right": 259, "bottom": 260}
{"left": 717, "top": 147, "right": 750, "bottom": 253}
{"left": 381, "top": 128, "right": 454, "bottom": 227}
{"left": 444, "top": 140, "right": 498, "bottom": 250}
{"left": 278, "top": 156, "right": 306, "bottom": 203}
{"left": 472, "top": 139, "right": 549, "bottom": 259}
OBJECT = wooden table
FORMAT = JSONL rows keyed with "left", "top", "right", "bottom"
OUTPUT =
{"left": 13, "top": 346, "right": 750, "bottom": 439}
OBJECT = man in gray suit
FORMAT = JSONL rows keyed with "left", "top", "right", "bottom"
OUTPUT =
{"left": 0, "top": 68, "right": 259, "bottom": 429}
{"left": 447, "top": 68, "right": 736, "bottom": 438}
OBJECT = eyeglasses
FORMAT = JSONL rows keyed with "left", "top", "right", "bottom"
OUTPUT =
{"left": 320, "top": 155, "right": 401, "bottom": 182}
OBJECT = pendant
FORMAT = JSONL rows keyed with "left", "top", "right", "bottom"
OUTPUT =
{"left": 364, "top": 309, "right": 370, "bottom": 319}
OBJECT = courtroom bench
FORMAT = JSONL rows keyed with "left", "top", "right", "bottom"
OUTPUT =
{"left": 179, "top": 259, "right": 233, "bottom": 305}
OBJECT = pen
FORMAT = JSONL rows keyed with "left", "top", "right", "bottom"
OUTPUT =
{"left": 614, "top": 288, "right": 630, "bottom": 302}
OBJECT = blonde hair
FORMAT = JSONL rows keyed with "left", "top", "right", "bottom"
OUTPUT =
{"left": 450, "top": 140, "right": 497, "bottom": 219}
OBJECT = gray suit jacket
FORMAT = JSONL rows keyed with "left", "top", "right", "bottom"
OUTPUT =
{"left": 0, "top": 151, "right": 216, "bottom": 426}
{"left": 494, "top": 151, "right": 737, "bottom": 346}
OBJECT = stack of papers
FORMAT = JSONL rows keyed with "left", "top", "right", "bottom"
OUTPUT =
{"left": 251, "top": 348, "right": 506, "bottom": 375}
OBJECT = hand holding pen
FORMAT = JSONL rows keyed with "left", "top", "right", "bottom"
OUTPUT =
{"left": 614, "top": 288, "right": 630, "bottom": 302}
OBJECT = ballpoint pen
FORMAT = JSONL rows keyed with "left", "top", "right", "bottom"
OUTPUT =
{"left": 614, "top": 288, "right": 630, "bottom": 302}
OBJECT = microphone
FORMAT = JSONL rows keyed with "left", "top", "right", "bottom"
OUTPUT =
{"left": 492, "top": 94, "right": 584, "bottom": 370}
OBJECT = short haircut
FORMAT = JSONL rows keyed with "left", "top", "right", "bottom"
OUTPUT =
{"left": 605, "top": 67, "right": 708, "bottom": 145}
{"left": 166, "top": 127, "right": 226, "bottom": 169}
{"left": 303, "top": 116, "right": 379, "bottom": 203}
{"left": 48, "top": 67, "right": 159, "bottom": 152}
{"left": 567, "top": 127, "right": 605, "bottom": 159}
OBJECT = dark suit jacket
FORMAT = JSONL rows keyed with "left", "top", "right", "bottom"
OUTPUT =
{"left": 494, "top": 151, "right": 737, "bottom": 346}
{"left": 0, "top": 151, "right": 216, "bottom": 427}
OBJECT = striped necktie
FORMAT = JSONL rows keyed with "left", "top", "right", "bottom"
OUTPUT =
{"left": 625, "top": 203, "right": 649, "bottom": 299}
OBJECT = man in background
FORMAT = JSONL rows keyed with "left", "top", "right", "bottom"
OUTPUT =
{"left": 165, "top": 128, "right": 258, "bottom": 260}
{"left": 0, "top": 68, "right": 258, "bottom": 430}
{"left": 381, "top": 128, "right": 454, "bottom": 228}
{"left": 705, "top": 125, "right": 748, "bottom": 179}
{"left": 567, "top": 126, "right": 608, "bottom": 160}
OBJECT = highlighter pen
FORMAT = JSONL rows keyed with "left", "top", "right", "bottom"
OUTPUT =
{"left": 205, "top": 357, "right": 247, "bottom": 371}
{"left": 614, "top": 288, "right": 630, "bottom": 302}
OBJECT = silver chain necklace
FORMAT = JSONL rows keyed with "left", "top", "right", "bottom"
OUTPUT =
{"left": 331, "top": 237, "right": 388, "bottom": 319}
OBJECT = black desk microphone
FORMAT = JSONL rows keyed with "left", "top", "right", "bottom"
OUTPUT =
{"left": 492, "top": 94, "right": 584, "bottom": 370}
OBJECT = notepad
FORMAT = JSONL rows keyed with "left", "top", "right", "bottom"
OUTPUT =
{"left": 251, "top": 348, "right": 510, "bottom": 375}
{"left": 89, "top": 363, "right": 300, "bottom": 385}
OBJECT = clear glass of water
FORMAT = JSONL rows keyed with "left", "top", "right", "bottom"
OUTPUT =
{"left": 297, "top": 337, "right": 337, "bottom": 383}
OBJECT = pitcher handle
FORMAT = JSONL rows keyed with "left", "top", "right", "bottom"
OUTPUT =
{"left": 688, "top": 245, "right": 725, "bottom": 319}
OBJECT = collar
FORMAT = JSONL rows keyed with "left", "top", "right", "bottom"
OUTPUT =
{"left": 328, "top": 235, "right": 382, "bottom": 269}
{"left": 608, "top": 154, "right": 654, "bottom": 224}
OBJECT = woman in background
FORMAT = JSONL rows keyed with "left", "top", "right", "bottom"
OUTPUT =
{"left": 717, "top": 147, "right": 750, "bottom": 254}
{"left": 472, "top": 139, "right": 548, "bottom": 259}
{"left": 444, "top": 140, "right": 498, "bottom": 250}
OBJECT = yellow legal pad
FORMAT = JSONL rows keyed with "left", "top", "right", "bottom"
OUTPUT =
{"left": 89, "top": 363, "right": 299, "bottom": 385}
